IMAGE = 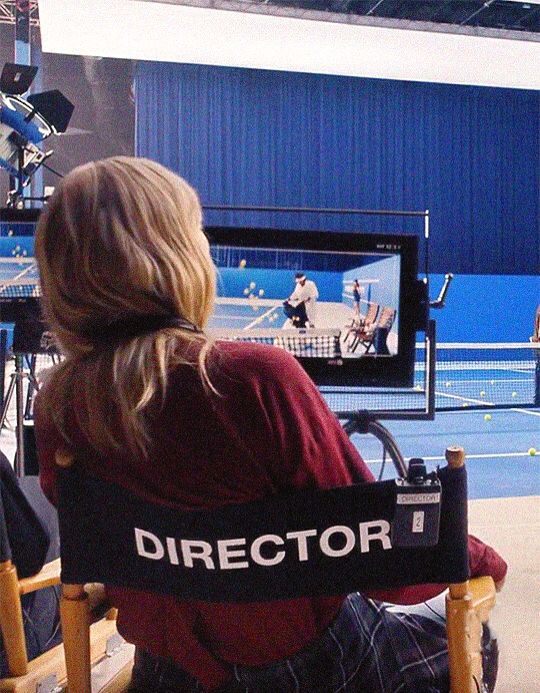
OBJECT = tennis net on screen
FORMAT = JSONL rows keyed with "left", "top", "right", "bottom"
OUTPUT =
{"left": 210, "top": 328, "right": 342, "bottom": 358}
{"left": 0, "top": 258, "right": 40, "bottom": 300}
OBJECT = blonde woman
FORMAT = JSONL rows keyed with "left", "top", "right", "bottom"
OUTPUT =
{"left": 34, "top": 157, "right": 506, "bottom": 693}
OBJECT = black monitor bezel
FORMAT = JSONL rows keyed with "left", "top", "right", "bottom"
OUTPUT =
{"left": 205, "top": 226, "right": 419, "bottom": 388}
{"left": 0, "top": 208, "right": 41, "bottom": 224}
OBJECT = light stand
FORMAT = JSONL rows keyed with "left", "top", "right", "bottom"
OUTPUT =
{"left": 0, "top": 350, "right": 38, "bottom": 475}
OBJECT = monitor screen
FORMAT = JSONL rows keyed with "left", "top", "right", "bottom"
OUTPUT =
{"left": 206, "top": 227, "right": 422, "bottom": 388}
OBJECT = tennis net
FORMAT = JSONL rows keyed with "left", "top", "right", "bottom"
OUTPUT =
{"left": 419, "top": 341, "right": 539, "bottom": 410}
{"left": 323, "top": 341, "right": 539, "bottom": 415}
{"left": 210, "top": 328, "right": 342, "bottom": 358}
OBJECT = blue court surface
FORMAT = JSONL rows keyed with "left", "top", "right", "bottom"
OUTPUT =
{"left": 349, "top": 407, "right": 540, "bottom": 500}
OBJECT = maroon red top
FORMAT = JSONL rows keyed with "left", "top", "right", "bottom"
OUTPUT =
{"left": 35, "top": 342, "right": 507, "bottom": 691}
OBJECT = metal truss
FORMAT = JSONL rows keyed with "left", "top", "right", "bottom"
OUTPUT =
{"left": 0, "top": 1, "right": 39, "bottom": 27}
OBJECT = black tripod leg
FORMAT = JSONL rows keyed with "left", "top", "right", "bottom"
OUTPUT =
{"left": 14, "top": 357, "right": 25, "bottom": 477}
{"left": 24, "top": 354, "right": 38, "bottom": 419}
{"left": 0, "top": 373, "right": 17, "bottom": 429}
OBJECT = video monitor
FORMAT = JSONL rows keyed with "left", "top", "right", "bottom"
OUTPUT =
{"left": 206, "top": 227, "right": 422, "bottom": 388}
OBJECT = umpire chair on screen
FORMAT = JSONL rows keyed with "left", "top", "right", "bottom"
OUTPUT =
{"left": 55, "top": 446, "right": 497, "bottom": 693}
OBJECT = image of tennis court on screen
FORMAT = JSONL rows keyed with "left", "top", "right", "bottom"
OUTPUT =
{"left": 209, "top": 244, "right": 401, "bottom": 359}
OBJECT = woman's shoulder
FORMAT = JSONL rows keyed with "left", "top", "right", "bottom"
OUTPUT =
{"left": 209, "top": 340, "right": 307, "bottom": 386}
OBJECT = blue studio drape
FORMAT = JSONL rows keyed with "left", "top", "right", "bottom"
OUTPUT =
{"left": 135, "top": 62, "right": 540, "bottom": 275}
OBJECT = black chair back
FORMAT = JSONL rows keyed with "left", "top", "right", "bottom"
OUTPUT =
{"left": 58, "top": 464, "right": 469, "bottom": 602}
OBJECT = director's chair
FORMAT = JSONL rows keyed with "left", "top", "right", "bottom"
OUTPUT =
{"left": 0, "top": 474, "right": 132, "bottom": 693}
{"left": 57, "top": 447, "right": 496, "bottom": 693}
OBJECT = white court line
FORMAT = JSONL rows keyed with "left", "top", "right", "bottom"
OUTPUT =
{"left": 244, "top": 305, "right": 280, "bottom": 330}
{"left": 435, "top": 390, "right": 495, "bottom": 406}
{"left": 511, "top": 408, "right": 540, "bottom": 418}
{"left": 364, "top": 451, "right": 538, "bottom": 464}
{"left": 414, "top": 407, "right": 538, "bottom": 416}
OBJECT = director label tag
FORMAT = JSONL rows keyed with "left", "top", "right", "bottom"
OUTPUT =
{"left": 391, "top": 479, "right": 441, "bottom": 548}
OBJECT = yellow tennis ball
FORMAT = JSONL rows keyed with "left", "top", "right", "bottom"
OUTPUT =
{"left": 512, "top": 392, "right": 517, "bottom": 398}
{"left": 528, "top": 448, "right": 537, "bottom": 456}
{"left": 7, "top": 229, "right": 13, "bottom": 236}
{"left": 445, "top": 381, "right": 451, "bottom": 387}
{"left": 462, "top": 402, "right": 469, "bottom": 408}
{"left": 249, "top": 282, "right": 256, "bottom": 290}
{"left": 243, "top": 288, "right": 249, "bottom": 295}
{"left": 239, "top": 259, "right": 247, "bottom": 268}
{"left": 484, "top": 414, "right": 492, "bottom": 421}
{"left": 480, "top": 391, "right": 486, "bottom": 397}
{"left": 258, "top": 289, "right": 264, "bottom": 296}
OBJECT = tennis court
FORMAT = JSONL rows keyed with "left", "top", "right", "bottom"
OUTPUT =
{"left": 0, "top": 250, "right": 537, "bottom": 503}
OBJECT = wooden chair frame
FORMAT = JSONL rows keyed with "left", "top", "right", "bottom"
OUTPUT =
{"left": 350, "top": 305, "right": 396, "bottom": 354}
{"left": 0, "top": 525, "right": 131, "bottom": 692}
{"left": 58, "top": 447, "right": 496, "bottom": 693}
{"left": 345, "top": 301, "right": 379, "bottom": 350}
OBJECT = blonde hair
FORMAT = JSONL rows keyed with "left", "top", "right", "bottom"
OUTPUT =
{"left": 35, "top": 156, "right": 216, "bottom": 458}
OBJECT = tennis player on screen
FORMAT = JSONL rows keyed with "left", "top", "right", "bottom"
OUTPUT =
{"left": 285, "top": 272, "right": 319, "bottom": 328}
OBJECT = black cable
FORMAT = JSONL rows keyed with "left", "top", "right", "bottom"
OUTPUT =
{"left": 378, "top": 443, "right": 386, "bottom": 481}
{"left": 41, "top": 161, "right": 64, "bottom": 179}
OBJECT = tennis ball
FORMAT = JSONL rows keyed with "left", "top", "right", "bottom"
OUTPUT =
{"left": 480, "top": 391, "right": 486, "bottom": 397}
{"left": 445, "top": 381, "right": 451, "bottom": 387}
{"left": 484, "top": 414, "right": 492, "bottom": 421}
{"left": 490, "top": 380, "right": 495, "bottom": 385}
{"left": 462, "top": 402, "right": 469, "bottom": 408}
{"left": 258, "top": 289, "right": 264, "bottom": 296}
{"left": 528, "top": 448, "right": 537, "bottom": 456}
{"left": 7, "top": 229, "right": 13, "bottom": 236}
{"left": 243, "top": 288, "right": 249, "bottom": 295}
{"left": 512, "top": 392, "right": 517, "bottom": 398}
{"left": 249, "top": 282, "right": 256, "bottom": 289}
{"left": 239, "top": 259, "right": 247, "bottom": 268}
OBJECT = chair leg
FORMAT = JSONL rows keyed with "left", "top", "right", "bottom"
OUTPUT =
{"left": 60, "top": 583, "right": 92, "bottom": 693}
{"left": 446, "top": 581, "right": 482, "bottom": 693}
{"left": 0, "top": 560, "right": 28, "bottom": 676}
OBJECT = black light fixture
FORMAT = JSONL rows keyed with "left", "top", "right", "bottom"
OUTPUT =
{"left": 0, "top": 62, "right": 74, "bottom": 207}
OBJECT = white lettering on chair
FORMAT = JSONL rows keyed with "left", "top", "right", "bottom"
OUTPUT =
{"left": 180, "top": 540, "right": 216, "bottom": 569}
{"left": 359, "top": 521, "right": 392, "bottom": 553}
{"left": 134, "top": 520, "right": 393, "bottom": 570}
{"left": 166, "top": 537, "right": 180, "bottom": 565}
{"left": 286, "top": 529, "right": 317, "bottom": 561}
{"left": 251, "top": 535, "right": 286, "bottom": 566}
{"left": 135, "top": 529, "right": 165, "bottom": 560}
{"left": 320, "top": 526, "right": 356, "bottom": 557}
{"left": 217, "top": 538, "right": 249, "bottom": 570}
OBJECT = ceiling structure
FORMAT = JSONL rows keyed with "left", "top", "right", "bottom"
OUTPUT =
{"left": 33, "top": 0, "right": 540, "bottom": 88}
{"left": 228, "top": 1, "right": 540, "bottom": 34}
{"left": 0, "top": 1, "right": 39, "bottom": 26}
{"left": 168, "top": 0, "right": 540, "bottom": 40}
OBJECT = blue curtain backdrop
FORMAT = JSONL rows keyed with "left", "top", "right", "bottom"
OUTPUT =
{"left": 135, "top": 62, "right": 540, "bottom": 275}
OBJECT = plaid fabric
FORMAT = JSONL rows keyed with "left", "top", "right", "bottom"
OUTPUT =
{"left": 130, "top": 592, "right": 450, "bottom": 692}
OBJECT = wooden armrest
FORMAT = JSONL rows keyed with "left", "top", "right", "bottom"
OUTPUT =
{"left": 468, "top": 576, "right": 496, "bottom": 623}
{"left": 18, "top": 558, "right": 61, "bottom": 595}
